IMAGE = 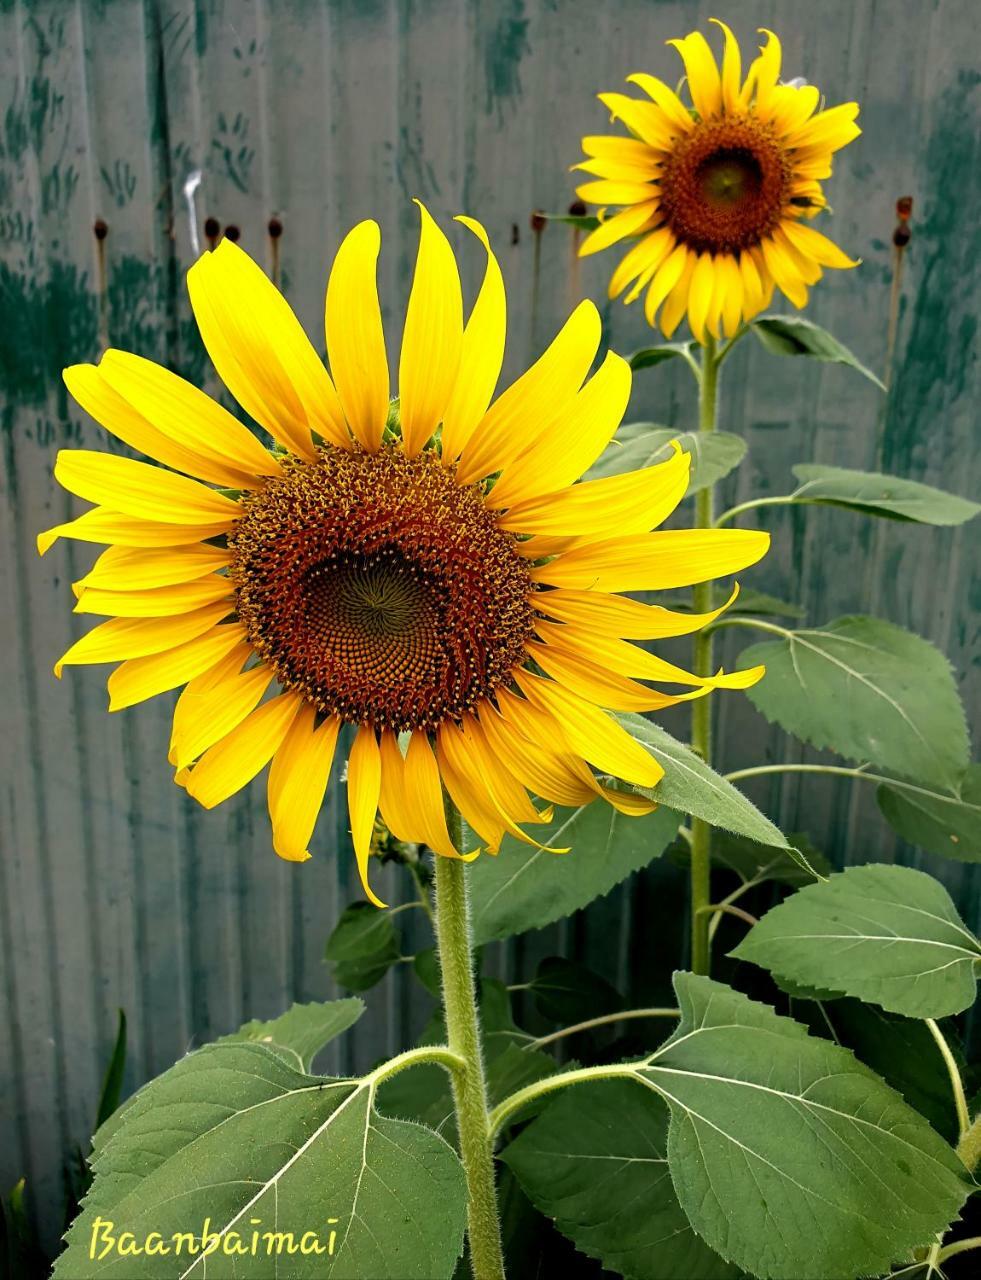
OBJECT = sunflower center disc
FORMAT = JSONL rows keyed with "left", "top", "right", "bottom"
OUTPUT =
{"left": 660, "top": 117, "right": 789, "bottom": 253}
{"left": 230, "top": 444, "right": 535, "bottom": 732}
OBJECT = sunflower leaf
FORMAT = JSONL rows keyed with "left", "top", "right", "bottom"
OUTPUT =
{"left": 53, "top": 1043, "right": 467, "bottom": 1279}
{"left": 740, "top": 616, "right": 970, "bottom": 789}
{"left": 877, "top": 765, "right": 981, "bottom": 861}
{"left": 639, "top": 974, "right": 971, "bottom": 1280}
{"left": 587, "top": 423, "right": 747, "bottom": 494}
{"left": 501, "top": 1080, "right": 740, "bottom": 1280}
{"left": 618, "top": 713, "right": 795, "bottom": 853}
{"left": 324, "top": 901, "right": 401, "bottom": 992}
{"left": 731, "top": 863, "right": 981, "bottom": 1018}
{"left": 628, "top": 341, "right": 696, "bottom": 371}
{"left": 468, "top": 802, "right": 680, "bottom": 944}
{"left": 783, "top": 463, "right": 981, "bottom": 524}
{"left": 217, "top": 998, "right": 364, "bottom": 1071}
{"left": 750, "top": 314, "right": 885, "bottom": 387}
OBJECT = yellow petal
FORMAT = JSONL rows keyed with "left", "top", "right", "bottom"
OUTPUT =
{"left": 772, "top": 226, "right": 823, "bottom": 286}
{"left": 378, "top": 730, "right": 424, "bottom": 845}
{"left": 107, "top": 623, "right": 245, "bottom": 711}
{"left": 576, "top": 179, "right": 663, "bottom": 207}
{"left": 667, "top": 31, "right": 722, "bottom": 119}
{"left": 767, "top": 84, "right": 820, "bottom": 136}
{"left": 598, "top": 785, "right": 659, "bottom": 816}
{"left": 478, "top": 700, "right": 596, "bottom": 808}
{"left": 498, "top": 445, "right": 689, "bottom": 538}
{"left": 760, "top": 235, "right": 809, "bottom": 308}
{"left": 709, "top": 19, "right": 743, "bottom": 113}
{"left": 187, "top": 239, "right": 347, "bottom": 458}
{"left": 739, "top": 250, "right": 766, "bottom": 318}
{"left": 440, "top": 217, "right": 507, "bottom": 462}
{"left": 54, "top": 451, "right": 240, "bottom": 526}
{"left": 456, "top": 300, "right": 601, "bottom": 486}
{"left": 55, "top": 602, "right": 233, "bottom": 677}
{"left": 404, "top": 732, "right": 475, "bottom": 861}
{"left": 719, "top": 254, "right": 745, "bottom": 337}
{"left": 626, "top": 74, "right": 694, "bottom": 132}
{"left": 531, "top": 528, "right": 770, "bottom": 592}
{"left": 597, "top": 91, "right": 681, "bottom": 148}
{"left": 434, "top": 731, "right": 505, "bottom": 852}
{"left": 74, "top": 575, "right": 232, "bottom": 617}
{"left": 170, "top": 650, "right": 272, "bottom": 769}
{"left": 74, "top": 542, "right": 231, "bottom": 593}
{"left": 686, "top": 252, "right": 717, "bottom": 343}
{"left": 781, "top": 220, "right": 860, "bottom": 270}
{"left": 488, "top": 350, "right": 631, "bottom": 508}
{"left": 398, "top": 202, "right": 464, "bottom": 456}
{"left": 575, "top": 153, "right": 660, "bottom": 183}
{"left": 659, "top": 250, "right": 697, "bottom": 337}
{"left": 514, "top": 670, "right": 664, "bottom": 789}
{"left": 268, "top": 705, "right": 341, "bottom": 863}
{"left": 785, "top": 102, "right": 860, "bottom": 151}
{"left": 527, "top": 639, "right": 686, "bottom": 713}
{"left": 619, "top": 227, "right": 677, "bottom": 304}
{"left": 579, "top": 201, "right": 661, "bottom": 259}
{"left": 64, "top": 363, "right": 263, "bottom": 490}
{"left": 642, "top": 243, "right": 689, "bottom": 328}
{"left": 536, "top": 620, "right": 764, "bottom": 691}
{"left": 748, "top": 29, "right": 782, "bottom": 116}
{"left": 347, "top": 725, "right": 385, "bottom": 907}
{"left": 184, "top": 691, "right": 301, "bottom": 809}
{"left": 533, "top": 582, "right": 740, "bottom": 639}
{"left": 582, "top": 134, "right": 660, "bottom": 161}
{"left": 38, "top": 507, "right": 227, "bottom": 556}
{"left": 97, "top": 351, "right": 281, "bottom": 483}
{"left": 324, "top": 220, "right": 389, "bottom": 452}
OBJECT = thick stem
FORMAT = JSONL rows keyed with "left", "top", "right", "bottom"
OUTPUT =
{"left": 434, "top": 816, "right": 506, "bottom": 1280}
{"left": 689, "top": 335, "right": 719, "bottom": 975}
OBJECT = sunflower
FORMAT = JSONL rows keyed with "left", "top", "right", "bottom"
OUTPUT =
{"left": 576, "top": 20, "right": 861, "bottom": 340}
{"left": 41, "top": 203, "right": 768, "bottom": 904}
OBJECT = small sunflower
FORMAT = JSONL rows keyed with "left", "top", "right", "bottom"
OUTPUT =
{"left": 42, "top": 203, "right": 768, "bottom": 904}
{"left": 576, "top": 20, "right": 861, "bottom": 340}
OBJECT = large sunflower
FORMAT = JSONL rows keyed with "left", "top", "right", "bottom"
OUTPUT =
{"left": 42, "top": 203, "right": 768, "bottom": 904}
{"left": 576, "top": 20, "right": 861, "bottom": 340}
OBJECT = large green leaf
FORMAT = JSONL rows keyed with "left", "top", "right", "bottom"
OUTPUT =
{"left": 643, "top": 974, "right": 970, "bottom": 1279}
{"left": 587, "top": 423, "right": 747, "bottom": 494}
{"left": 741, "top": 616, "right": 970, "bottom": 789}
{"left": 788, "top": 463, "right": 981, "bottom": 525}
{"left": 793, "top": 998, "right": 966, "bottom": 1144}
{"left": 671, "top": 831, "right": 829, "bottom": 888}
{"left": 468, "top": 801, "right": 679, "bottom": 945}
{"left": 731, "top": 863, "right": 981, "bottom": 1018}
{"left": 54, "top": 1043, "right": 466, "bottom": 1279}
{"left": 502, "top": 1080, "right": 739, "bottom": 1280}
{"left": 877, "top": 765, "right": 981, "bottom": 862}
{"left": 619, "top": 714, "right": 793, "bottom": 852}
{"left": 750, "top": 314, "right": 884, "bottom": 387}
{"left": 219, "top": 998, "right": 364, "bottom": 1071}
{"left": 325, "top": 902, "right": 401, "bottom": 992}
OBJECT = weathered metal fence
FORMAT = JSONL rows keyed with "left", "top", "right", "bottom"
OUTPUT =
{"left": 1, "top": 0, "right": 978, "bottom": 1248}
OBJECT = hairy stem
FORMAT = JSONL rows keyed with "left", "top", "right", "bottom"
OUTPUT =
{"left": 434, "top": 814, "right": 506, "bottom": 1280}
{"left": 690, "top": 334, "right": 719, "bottom": 976}
{"left": 489, "top": 1063, "right": 640, "bottom": 1138}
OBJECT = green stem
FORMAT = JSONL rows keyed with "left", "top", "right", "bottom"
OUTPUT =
{"left": 526, "top": 1008, "right": 679, "bottom": 1051}
{"left": 697, "top": 902, "right": 759, "bottom": 929}
{"left": 938, "top": 1235, "right": 981, "bottom": 1264}
{"left": 690, "top": 334, "right": 719, "bottom": 976}
{"left": 434, "top": 815, "right": 506, "bottom": 1280}
{"left": 956, "top": 1110, "right": 981, "bottom": 1174}
{"left": 369, "top": 1043, "right": 466, "bottom": 1085}
{"left": 489, "top": 1063, "right": 639, "bottom": 1138}
{"left": 722, "top": 762, "right": 962, "bottom": 811}
{"left": 925, "top": 1019, "right": 971, "bottom": 1141}
{"left": 714, "top": 494, "right": 798, "bottom": 527}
